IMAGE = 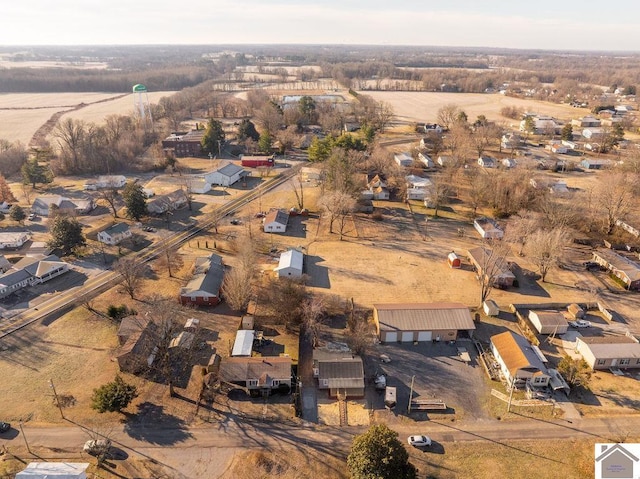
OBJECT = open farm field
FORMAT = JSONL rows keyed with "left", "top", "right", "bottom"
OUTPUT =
{"left": 0, "top": 91, "right": 175, "bottom": 145}
{"left": 358, "top": 91, "right": 591, "bottom": 125}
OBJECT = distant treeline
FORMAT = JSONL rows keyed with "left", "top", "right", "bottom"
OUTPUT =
{"left": 0, "top": 65, "right": 219, "bottom": 93}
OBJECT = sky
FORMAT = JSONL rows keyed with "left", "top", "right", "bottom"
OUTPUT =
{"left": 2, "top": 1, "right": 640, "bottom": 51}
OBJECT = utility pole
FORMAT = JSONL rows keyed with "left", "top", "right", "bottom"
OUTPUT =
{"left": 408, "top": 375, "right": 415, "bottom": 414}
{"left": 507, "top": 377, "right": 515, "bottom": 413}
{"left": 50, "top": 378, "right": 64, "bottom": 419}
{"left": 19, "top": 422, "right": 31, "bottom": 454}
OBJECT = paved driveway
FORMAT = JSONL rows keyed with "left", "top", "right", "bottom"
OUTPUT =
{"left": 369, "top": 339, "right": 490, "bottom": 419}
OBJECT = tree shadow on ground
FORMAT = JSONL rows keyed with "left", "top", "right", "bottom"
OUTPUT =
{"left": 123, "top": 402, "right": 193, "bottom": 445}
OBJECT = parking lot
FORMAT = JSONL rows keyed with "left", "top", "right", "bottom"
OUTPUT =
{"left": 369, "top": 339, "right": 491, "bottom": 420}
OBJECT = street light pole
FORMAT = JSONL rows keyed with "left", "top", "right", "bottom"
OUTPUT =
{"left": 50, "top": 378, "right": 64, "bottom": 419}
{"left": 19, "top": 422, "right": 31, "bottom": 454}
{"left": 217, "top": 139, "right": 222, "bottom": 159}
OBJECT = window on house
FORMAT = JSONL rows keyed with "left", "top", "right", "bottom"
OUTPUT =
{"left": 619, "top": 359, "right": 630, "bottom": 365}
{"left": 272, "top": 380, "right": 280, "bottom": 387}
{"left": 597, "top": 359, "right": 606, "bottom": 365}
{"left": 248, "top": 379, "right": 258, "bottom": 387}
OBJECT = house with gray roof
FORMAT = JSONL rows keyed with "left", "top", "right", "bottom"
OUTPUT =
{"left": 219, "top": 356, "right": 293, "bottom": 395}
{"left": 274, "top": 249, "right": 304, "bottom": 278}
{"left": 373, "top": 303, "right": 475, "bottom": 343}
{"left": 592, "top": 249, "right": 640, "bottom": 290}
{"left": 97, "top": 223, "right": 132, "bottom": 245}
{"left": 0, "top": 254, "right": 69, "bottom": 299}
{"left": 179, "top": 254, "right": 224, "bottom": 306}
{"left": 313, "top": 350, "right": 365, "bottom": 398}
{"left": 31, "top": 195, "right": 94, "bottom": 217}
{"left": 147, "top": 189, "right": 188, "bottom": 215}
{"left": 263, "top": 209, "right": 289, "bottom": 233}
{"left": 575, "top": 334, "right": 640, "bottom": 370}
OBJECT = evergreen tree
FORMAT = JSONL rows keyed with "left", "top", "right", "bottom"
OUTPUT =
{"left": 91, "top": 375, "right": 138, "bottom": 413}
{"left": 201, "top": 118, "right": 225, "bottom": 156}
{"left": 237, "top": 119, "right": 260, "bottom": 141}
{"left": 122, "top": 182, "right": 147, "bottom": 221}
{"left": 561, "top": 123, "right": 573, "bottom": 142}
{"left": 9, "top": 204, "right": 26, "bottom": 224}
{"left": 21, "top": 158, "right": 53, "bottom": 188}
{"left": 347, "top": 424, "right": 417, "bottom": 479}
{"left": 258, "top": 131, "right": 273, "bottom": 154}
{"left": 48, "top": 215, "right": 86, "bottom": 254}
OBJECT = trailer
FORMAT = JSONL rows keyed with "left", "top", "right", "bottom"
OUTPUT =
{"left": 240, "top": 155, "right": 275, "bottom": 168}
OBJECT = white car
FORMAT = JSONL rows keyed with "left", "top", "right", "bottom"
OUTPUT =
{"left": 83, "top": 439, "right": 111, "bottom": 456}
{"left": 570, "top": 320, "right": 591, "bottom": 328}
{"left": 407, "top": 435, "right": 432, "bottom": 447}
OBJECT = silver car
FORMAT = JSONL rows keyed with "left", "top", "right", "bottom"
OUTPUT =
{"left": 407, "top": 435, "right": 432, "bottom": 447}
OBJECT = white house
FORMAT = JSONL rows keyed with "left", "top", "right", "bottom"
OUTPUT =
{"left": 263, "top": 209, "right": 289, "bottom": 233}
{"left": 365, "top": 175, "right": 390, "bottom": 200}
{"left": 205, "top": 163, "right": 245, "bottom": 187}
{"left": 417, "top": 152, "right": 434, "bottom": 168}
{"left": 394, "top": 152, "right": 413, "bottom": 167}
{"left": 97, "top": 223, "right": 132, "bottom": 245}
{"left": 275, "top": 249, "right": 304, "bottom": 278}
{"left": 31, "top": 195, "right": 95, "bottom": 217}
{"left": 519, "top": 115, "right": 562, "bottom": 135}
{"left": 0, "top": 254, "right": 69, "bottom": 299}
{"left": 473, "top": 217, "right": 504, "bottom": 239}
{"left": 0, "top": 232, "right": 30, "bottom": 249}
{"left": 96, "top": 175, "right": 126, "bottom": 188}
{"left": 405, "top": 175, "right": 433, "bottom": 200}
{"left": 437, "top": 155, "right": 453, "bottom": 167}
{"left": 502, "top": 158, "right": 517, "bottom": 168}
{"left": 582, "top": 127, "right": 605, "bottom": 140}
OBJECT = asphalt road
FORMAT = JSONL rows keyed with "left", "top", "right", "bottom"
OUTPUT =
{"left": 2, "top": 414, "right": 639, "bottom": 476}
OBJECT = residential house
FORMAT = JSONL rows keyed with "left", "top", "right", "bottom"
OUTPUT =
{"left": 205, "top": 163, "right": 246, "bottom": 187}
{"left": 571, "top": 116, "right": 601, "bottom": 128}
{"left": 96, "top": 175, "right": 127, "bottom": 188}
{"left": 477, "top": 156, "right": 496, "bottom": 168}
{"left": 31, "top": 195, "right": 95, "bottom": 217}
{"left": 582, "top": 127, "right": 606, "bottom": 140}
{"left": 219, "top": 356, "right": 293, "bottom": 395}
{"left": 161, "top": 129, "right": 206, "bottom": 157}
{"left": 580, "top": 158, "right": 612, "bottom": 169}
{"left": 179, "top": 254, "right": 224, "bottom": 306}
{"left": 274, "top": 249, "right": 304, "bottom": 278}
{"left": 116, "top": 318, "right": 158, "bottom": 374}
{"left": 519, "top": 115, "right": 562, "bottom": 135}
{"left": 490, "top": 330, "right": 550, "bottom": 388}
{"left": 502, "top": 158, "right": 517, "bottom": 168}
{"left": 423, "top": 123, "right": 444, "bottom": 134}
{"left": 363, "top": 174, "right": 389, "bottom": 200}
{"left": 0, "top": 232, "right": 30, "bottom": 249}
{"left": 592, "top": 249, "right": 640, "bottom": 290}
{"left": 117, "top": 316, "right": 151, "bottom": 345}
{"left": 547, "top": 140, "right": 568, "bottom": 154}
{"left": 615, "top": 219, "right": 640, "bottom": 238}
{"left": 405, "top": 175, "right": 432, "bottom": 201}
{"left": 301, "top": 166, "right": 323, "bottom": 182}
{"left": 417, "top": 152, "right": 435, "bottom": 168}
{"left": 528, "top": 310, "right": 568, "bottom": 335}
{"left": 467, "top": 246, "right": 516, "bottom": 288}
{"left": 501, "top": 132, "right": 522, "bottom": 150}
{"left": 16, "top": 462, "right": 89, "bottom": 479}
{"left": 373, "top": 303, "right": 475, "bottom": 343}
{"left": 575, "top": 334, "right": 640, "bottom": 370}
{"left": 394, "top": 152, "right": 414, "bottom": 167}
{"left": 97, "top": 223, "right": 132, "bottom": 245}
{"left": 263, "top": 209, "right": 289, "bottom": 233}
{"left": 147, "top": 189, "right": 188, "bottom": 215}
{"left": 549, "top": 180, "right": 569, "bottom": 196}
{"left": 473, "top": 217, "right": 504, "bottom": 239}
{"left": 314, "top": 350, "right": 365, "bottom": 398}
{"left": 0, "top": 254, "right": 69, "bottom": 299}
{"left": 0, "top": 255, "right": 11, "bottom": 273}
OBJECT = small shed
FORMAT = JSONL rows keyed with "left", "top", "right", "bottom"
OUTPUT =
{"left": 274, "top": 249, "right": 304, "bottom": 278}
{"left": 232, "top": 330, "right": 255, "bottom": 357}
{"left": 241, "top": 315, "right": 255, "bottom": 330}
{"left": 568, "top": 303, "right": 585, "bottom": 319}
{"left": 384, "top": 387, "right": 397, "bottom": 409}
{"left": 447, "top": 252, "right": 461, "bottom": 269}
{"left": 483, "top": 300, "right": 499, "bottom": 317}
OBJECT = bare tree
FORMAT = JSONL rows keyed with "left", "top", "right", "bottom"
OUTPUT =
{"left": 260, "top": 276, "right": 308, "bottom": 330}
{"left": 301, "top": 296, "right": 326, "bottom": 348}
{"left": 525, "top": 227, "right": 570, "bottom": 282}
{"left": 98, "top": 186, "right": 120, "bottom": 218}
{"left": 436, "top": 104, "right": 461, "bottom": 131}
{"left": 222, "top": 267, "right": 253, "bottom": 312}
{"left": 506, "top": 211, "right": 541, "bottom": 256}
{"left": 461, "top": 168, "right": 489, "bottom": 218}
{"left": 159, "top": 245, "right": 183, "bottom": 278}
{"left": 255, "top": 103, "right": 283, "bottom": 136}
{"left": 594, "top": 171, "right": 637, "bottom": 234}
{"left": 346, "top": 311, "right": 373, "bottom": 356}
{"left": 319, "top": 191, "right": 356, "bottom": 238}
{"left": 114, "top": 257, "right": 145, "bottom": 299}
{"left": 425, "top": 174, "right": 451, "bottom": 218}
{"left": 470, "top": 241, "right": 511, "bottom": 305}
{"left": 291, "top": 170, "right": 305, "bottom": 210}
